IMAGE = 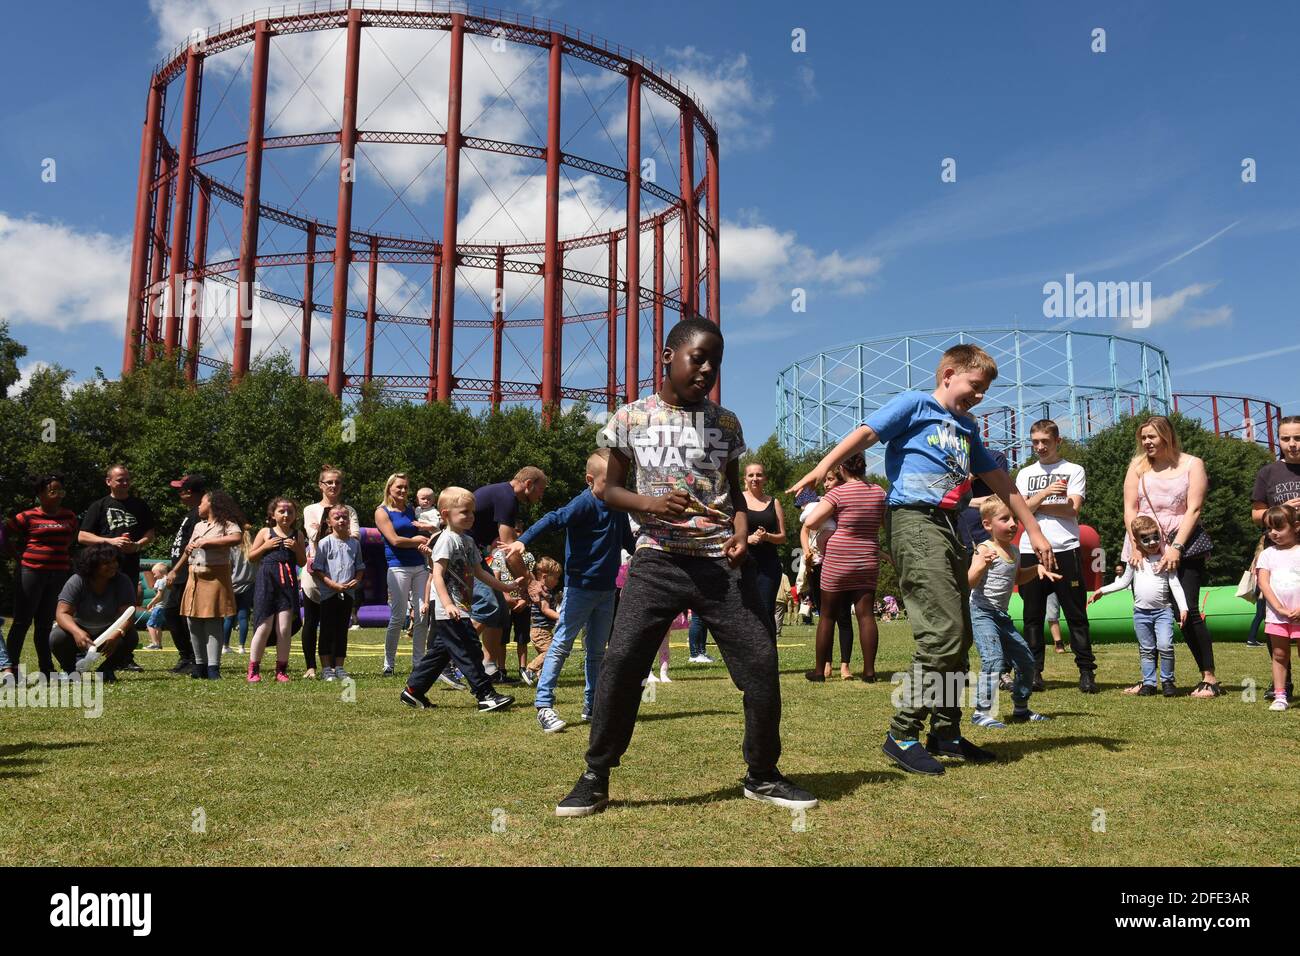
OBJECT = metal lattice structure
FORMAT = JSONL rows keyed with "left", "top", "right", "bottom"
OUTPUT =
{"left": 1171, "top": 392, "right": 1285, "bottom": 453}
{"left": 122, "top": 0, "right": 721, "bottom": 410}
{"left": 776, "top": 328, "right": 1174, "bottom": 469}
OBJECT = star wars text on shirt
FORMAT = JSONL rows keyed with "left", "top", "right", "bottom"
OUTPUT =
{"left": 601, "top": 412, "right": 730, "bottom": 470}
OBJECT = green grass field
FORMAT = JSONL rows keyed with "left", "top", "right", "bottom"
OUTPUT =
{"left": 3, "top": 622, "right": 1297, "bottom": 866}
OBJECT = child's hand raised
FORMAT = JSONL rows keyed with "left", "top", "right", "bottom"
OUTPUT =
{"left": 650, "top": 489, "right": 692, "bottom": 517}
{"left": 974, "top": 549, "right": 996, "bottom": 569}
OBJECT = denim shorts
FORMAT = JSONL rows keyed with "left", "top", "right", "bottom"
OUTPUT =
{"left": 470, "top": 577, "right": 511, "bottom": 629}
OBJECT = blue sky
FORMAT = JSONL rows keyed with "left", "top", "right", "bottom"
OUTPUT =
{"left": 1, "top": 0, "right": 1297, "bottom": 443}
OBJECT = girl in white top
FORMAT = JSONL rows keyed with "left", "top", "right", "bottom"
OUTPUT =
{"left": 1256, "top": 504, "right": 1300, "bottom": 711}
{"left": 1090, "top": 515, "right": 1187, "bottom": 696}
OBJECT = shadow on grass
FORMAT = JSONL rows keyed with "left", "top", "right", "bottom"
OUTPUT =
{"left": 616, "top": 768, "right": 902, "bottom": 808}
{"left": 636, "top": 709, "right": 737, "bottom": 723}
{"left": 0, "top": 741, "right": 94, "bottom": 779}
{"left": 975, "top": 735, "right": 1126, "bottom": 764}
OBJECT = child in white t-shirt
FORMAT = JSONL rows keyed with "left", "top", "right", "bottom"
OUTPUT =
{"left": 1256, "top": 504, "right": 1300, "bottom": 711}
{"left": 1089, "top": 515, "right": 1187, "bottom": 697}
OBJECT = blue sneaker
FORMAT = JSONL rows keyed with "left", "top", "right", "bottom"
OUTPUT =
{"left": 437, "top": 667, "right": 467, "bottom": 690}
{"left": 925, "top": 735, "right": 997, "bottom": 763}
{"left": 882, "top": 733, "right": 945, "bottom": 775}
{"left": 970, "top": 710, "right": 1006, "bottom": 729}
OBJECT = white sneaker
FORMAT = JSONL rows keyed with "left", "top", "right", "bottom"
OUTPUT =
{"left": 659, "top": 665, "right": 672, "bottom": 683}
{"left": 349, "top": 624, "right": 360, "bottom": 631}
{"left": 537, "top": 708, "right": 567, "bottom": 733}
{"left": 689, "top": 654, "right": 714, "bottom": 664}
{"left": 580, "top": 711, "right": 591, "bottom": 722}
{"left": 323, "top": 667, "right": 336, "bottom": 682}
{"left": 221, "top": 645, "right": 231, "bottom": 655}
{"left": 1270, "top": 697, "right": 1289, "bottom": 711}
{"left": 645, "top": 671, "right": 659, "bottom": 683}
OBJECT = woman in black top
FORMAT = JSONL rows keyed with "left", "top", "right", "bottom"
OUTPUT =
{"left": 742, "top": 463, "right": 787, "bottom": 627}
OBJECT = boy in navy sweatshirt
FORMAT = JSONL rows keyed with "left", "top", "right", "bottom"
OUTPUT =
{"left": 503, "top": 448, "right": 634, "bottom": 734}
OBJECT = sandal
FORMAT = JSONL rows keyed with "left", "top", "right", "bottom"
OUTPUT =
{"left": 1122, "top": 683, "right": 1145, "bottom": 695}
{"left": 860, "top": 672, "right": 877, "bottom": 683}
{"left": 1190, "top": 681, "right": 1222, "bottom": 699}
{"left": 1054, "top": 641, "right": 1065, "bottom": 654}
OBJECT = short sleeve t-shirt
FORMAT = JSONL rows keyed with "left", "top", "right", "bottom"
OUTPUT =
{"left": 1257, "top": 545, "right": 1300, "bottom": 625}
{"left": 80, "top": 495, "right": 155, "bottom": 581}
{"left": 471, "top": 483, "right": 520, "bottom": 554}
{"left": 6, "top": 508, "right": 79, "bottom": 572}
{"left": 600, "top": 394, "right": 747, "bottom": 558}
{"left": 1252, "top": 462, "right": 1300, "bottom": 510}
{"left": 312, "top": 535, "right": 365, "bottom": 600}
{"left": 303, "top": 503, "right": 360, "bottom": 553}
{"left": 186, "top": 520, "right": 239, "bottom": 568}
{"left": 59, "top": 572, "right": 136, "bottom": 631}
{"left": 1015, "top": 459, "right": 1086, "bottom": 552}
{"left": 431, "top": 530, "right": 478, "bottom": 619}
{"left": 863, "top": 391, "right": 998, "bottom": 511}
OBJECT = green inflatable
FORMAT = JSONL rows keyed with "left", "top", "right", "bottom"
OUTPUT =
{"left": 1006, "top": 585, "right": 1258, "bottom": 643}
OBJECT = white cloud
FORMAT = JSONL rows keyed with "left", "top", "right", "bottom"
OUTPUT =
{"left": 663, "top": 46, "right": 773, "bottom": 150}
{"left": 795, "top": 65, "right": 818, "bottom": 103}
{"left": 1185, "top": 305, "right": 1233, "bottom": 329}
{"left": 0, "top": 213, "right": 131, "bottom": 331}
{"left": 721, "top": 217, "right": 881, "bottom": 317}
{"left": 1147, "top": 281, "right": 1218, "bottom": 326}
{"left": 12, "top": 361, "right": 82, "bottom": 397}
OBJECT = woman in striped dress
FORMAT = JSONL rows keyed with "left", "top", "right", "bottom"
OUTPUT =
{"left": 801, "top": 453, "right": 886, "bottom": 682}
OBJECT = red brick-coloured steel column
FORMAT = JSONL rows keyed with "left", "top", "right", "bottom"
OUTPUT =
{"left": 606, "top": 232, "right": 618, "bottom": 412}
{"left": 705, "top": 128, "right": 721, "bottom": 402}
{"left": 165, "top": 46, "right": 204, "bottom": 356}
{"left": 327, "top": 8, "right": 362, "bottom": 398}
{"left": 653, "top": 214, "right": 664, "bottom": 392}
{"left": 183, "top": 179, "right": 209, "bottom": 382}
{"left": 124, "top": 82, "right": 165, "bottom": 375}
{"left": 678, "top": 104, "right": 698, "bottom": 318}
{"left": 624, "top": 65, "right": 641, "bottom": 404}
{"left": 540, "top": 32, "right": 562, "bottom": 412}
{"left": 426, "top": 251, "right": 441, "bottom": 403}
{"left": 300, "top": 221, "right": 316, "bottom": 378}
{"left": 363, "top": 235, "right": 379, "bottom": 382}
{"left": 235, "top": 19, "right": 271, "bottom": 381}
{"left": 491, "top": 245, "right": 504, "bottom": 410}
{"left": 145, "top": 152, "right": 172, "bottom": 350}
{"left": 436, "top": 14, "right": 466, "bottom": 402}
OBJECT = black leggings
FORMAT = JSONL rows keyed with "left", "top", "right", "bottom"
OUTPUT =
{"left": 1177, "top": 554, "right": 1215, "bottom": 674}
{"left": 302, "top": 596, "right": 321, "bottom": 670}
{"left": 6, "top": 568, "right": 66, "bottom": 674}
{"left": 318, "top": 593, "right": 352, "bottom": 660}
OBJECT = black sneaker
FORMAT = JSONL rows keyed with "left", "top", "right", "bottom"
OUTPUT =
{"left": 400, "top": 687, "right": 434, "bottom": 709}
{"left": 1031, "top": 676, "right": 1046, "bottom": 692}
{"left": 1008, "top": 709, "right": 1052, "bottom": 723}
{"left": 1079, "top": 671, "right": 1099, "bottom": 694}
{"left": 1245, "top": 637, "right": 1265, "bottom": 647}
{"left": 171, "top": 659, "right": 195, "bottom": 675}
{"left": 1137, "top": 683, "right": 1157, "bottom": 696}
{"left": 926, "top": 735, "right": 997, "bottom": 764}
{"left": 742, "top": 772, "right": 818, "bottom": 810}
{"left": 555, "top": 770, "right": 610, "bottom": 817}
{"left": 101, "top": 670, "right": 118, "bottom": 684}
{"left": 122, "top": 660, "right": 145, "bottom": 673}
{"left": 492, "top": 672, "right": 521, "bottom": 686}
{"left": 882, "top": 733, "right": 945, "bottom": 776}
{"left": 477, "top": 692, "right": 515, "bottom": 713}
{"left": 1161, "top": 680, "right": 1177, "bottom": 698}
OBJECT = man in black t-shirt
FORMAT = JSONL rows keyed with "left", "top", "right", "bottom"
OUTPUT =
{"left": 79, "top": 465, "right": 156, "bottom": 583}
{"left": 162, "top": 474, "right": 205, "bottom": 674}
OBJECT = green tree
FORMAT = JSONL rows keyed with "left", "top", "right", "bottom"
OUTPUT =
{"left": 0, "top": 319, "right": 27, "bottom": 399}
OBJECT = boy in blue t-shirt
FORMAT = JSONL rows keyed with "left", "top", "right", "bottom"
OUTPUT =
{"left": 502, "top": 448, "right": 635, "bottom": 733}
{"left": 791, "top": 344, "right": 1055, "bottom": 776}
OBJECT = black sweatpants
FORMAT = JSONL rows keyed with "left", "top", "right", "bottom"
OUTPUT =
{"left": 585, "top": 549, "right": 782, "bottom": 776}
{"left": 1019, "top": 547, "right": 1096, "bottom": 675}
{"left": 407, "top": 616, "right": 495, "bottom": 699}
{"left": 6, "top": 568, "right": 66, "bottom": 674}
{"left": 318, "top": 593, "right": 352, "bottom": 660}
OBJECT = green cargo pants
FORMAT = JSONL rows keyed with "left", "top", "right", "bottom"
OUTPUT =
{"left": 885, "top": 506, "right": 973, "bottom": 742}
